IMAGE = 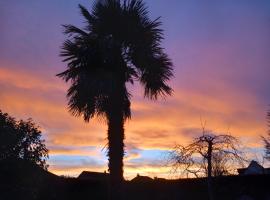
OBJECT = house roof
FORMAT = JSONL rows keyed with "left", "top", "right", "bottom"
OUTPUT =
{"left": 237, "top": 160, "right": 270, "bottom": 175}
{"left": 248, "top": 160, "right": 264, "bottom": 169}
{"left": 78, "top": 171, "right": 109, "bottom": 180}
{"left": 131, "top": 174, "right": 153, "bottom": 182}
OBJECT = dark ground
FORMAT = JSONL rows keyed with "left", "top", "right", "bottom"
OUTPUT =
{"left": 0, "top": 160, "right": 270, "bottom": 200}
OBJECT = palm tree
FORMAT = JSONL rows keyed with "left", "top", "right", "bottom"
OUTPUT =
{"left": 57, "top": 0, "right": 173, "bottom": 196}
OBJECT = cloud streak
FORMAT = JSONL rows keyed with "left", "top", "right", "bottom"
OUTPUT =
{"left": 1, "top": 0, "right": 270, "bottom": 178}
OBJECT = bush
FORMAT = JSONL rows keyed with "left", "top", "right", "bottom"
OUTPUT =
{"left": 0, "top": 110, "right": 48, "bottom": 169}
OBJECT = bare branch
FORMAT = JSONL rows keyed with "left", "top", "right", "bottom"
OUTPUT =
{"left": 167, "top": 130, "right": 246, "bottom": 178}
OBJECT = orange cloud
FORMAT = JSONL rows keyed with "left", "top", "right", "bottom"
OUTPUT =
{"left": 0, "top": 67, "right": 65, "bottom": 92}
{"left": 0, "top": 63, "right": 267, "bottom": 179}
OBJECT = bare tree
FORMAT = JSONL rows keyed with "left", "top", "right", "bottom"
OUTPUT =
{"left": 262, "top": 109, "right": 270, "bottom": 160}
{"left": 168, "top": 127, "right": 245, "bottom": 200}
{"left": 211, "top": 151, "right": 231, "bottom": 176}
{"left": 263, "top": 136, "right": 270, "bottom": 161}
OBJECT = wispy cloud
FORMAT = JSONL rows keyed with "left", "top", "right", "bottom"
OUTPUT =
{"left": 1, "top": 0, "right": 269, "bottom": 178}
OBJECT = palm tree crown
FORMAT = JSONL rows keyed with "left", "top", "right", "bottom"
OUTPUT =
{"left": 58, "top": 0, "right": 173, "bottom": 122}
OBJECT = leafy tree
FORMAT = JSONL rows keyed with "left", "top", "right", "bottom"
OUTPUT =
{"left": 0, "top": 110, "right": 49, "bottom": 170}
{"left": 57, "top": 0, "right": 173, "bottom": 196}
{"left": 168, "top": 129, "right": 244, "bottom": 200}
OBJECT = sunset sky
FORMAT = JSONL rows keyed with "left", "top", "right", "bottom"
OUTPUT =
{"left": 1, "top": 0, "right": 270, "bottom": 179}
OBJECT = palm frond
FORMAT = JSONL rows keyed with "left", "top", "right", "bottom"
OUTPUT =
{"left": 79, "top": 4, "right": 94, "bottom": 24}
{"left": 62, "top": 24, "right": 88, "bottom": 36}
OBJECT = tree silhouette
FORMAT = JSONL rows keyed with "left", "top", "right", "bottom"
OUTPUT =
{"left": 0, "top": 110, "right": 49, "bottom": 170}
{"left": 263, "top": 109, "right": 270, "bottom": 160}
{"left": 57, "top": 0, "right": 173, "bottom": 197}
{"left": 168, "top": 128, "right": 244, "bottom": 200}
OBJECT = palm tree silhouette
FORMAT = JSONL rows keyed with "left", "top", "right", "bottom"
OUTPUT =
{"left": 57, "top": 0, "right": 173, "bottom": 197}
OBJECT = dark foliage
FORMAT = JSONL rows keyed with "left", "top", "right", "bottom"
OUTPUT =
{"left": 1, "top": 163, "right": 270, "bottom": 200}
{"left": 0, "top": 110, "right": 48, "bottom": 169}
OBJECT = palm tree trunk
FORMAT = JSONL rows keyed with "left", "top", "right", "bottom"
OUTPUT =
{"left": 107, "top": 102, "right": 125, "bottom": 199}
